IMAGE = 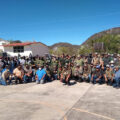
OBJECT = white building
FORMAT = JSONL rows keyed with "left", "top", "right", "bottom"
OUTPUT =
{"left": 3, "top": 42, "right": 49, "bottom": 57}
{"left": 0, "top": 40, "right": 9, "bottom": 51}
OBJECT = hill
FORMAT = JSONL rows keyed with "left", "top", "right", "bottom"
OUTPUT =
{"left": 49, "top": 42, "right": 80, "bottom": 49}
{"left": 49, "top": 42, "right": 80, "bottom": 55}
{"left": 81, "top": 27, "right": 120, "bottom": 53}
{"left": 83, "top": 27, "right": 120, "bottom": 45}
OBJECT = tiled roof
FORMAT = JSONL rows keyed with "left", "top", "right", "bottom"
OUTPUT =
{"left": 3, "top": 42, "right": 47, "bottom": 47}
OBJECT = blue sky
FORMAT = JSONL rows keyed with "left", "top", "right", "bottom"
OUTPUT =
{"left": 0, "top": 0, "right": 120, "bottom": 45}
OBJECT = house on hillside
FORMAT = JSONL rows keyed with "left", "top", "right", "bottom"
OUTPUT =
{"left": 3, "top": 42, "right": 49, "bottom": 57}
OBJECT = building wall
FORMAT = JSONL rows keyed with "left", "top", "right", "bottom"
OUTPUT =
{"left": 0, "top": 45, "right": 4, "bottom": 51}
{"left": 4, "top": 43, "right": 49, "bottom": 57}
{"left": 4, "top": 45, "right": 32, "bottom": 57}
{"left": 30, "top": 43, "right": 49, "bottom": 56}
{"left": 0, "top": 41, "right": 9, "bottom": 51}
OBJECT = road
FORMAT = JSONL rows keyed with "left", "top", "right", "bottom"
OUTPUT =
{"left": 0, "top": 81, "right": 120, "bottom": 120}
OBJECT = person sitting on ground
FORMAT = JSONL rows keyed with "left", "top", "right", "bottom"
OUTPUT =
{"left": 45, "top": 65, "right": 52, "bottom": 82}
{"left": 23, "top": 65, "right": 33, "bottom": 83}
{"left": 100, "top": 66, "right": 106, "bottom": 84}
{"left": 91, "top": 65, "right": 102, "bottom": 84}
{"left": 60, "top": 66, "right": 71, "bottom": 85}
{"left": 82, "top": 64, "right": 91, "bottom": 82}
{"left": 104, "top": 65, "right": 114, "bottom": 85}
{"left": 57, "top": 66, "right": 62, "bottom": 80}
{"left": 51, "top": 65, "right": 58, "bottom": 80}
{"left": 1, "top": 66, "right": 6, "bottom": 74}
{"left": 35, "top": 65, "right": 46, "bottom": 84}
{"left": 113, "top": 66, "right": 120, "bottom": 88}
{"left": 73, "top": 64, "right": 83, "bottom": 82}
{"left": 1, "top": 66, "right": 11, "bottom": 86}
{"left": 13, "top": 65, "right": 24, "bottom": 84}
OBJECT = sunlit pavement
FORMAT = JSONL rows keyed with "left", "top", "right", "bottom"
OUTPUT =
{"left": 0, "top": 81, "right": 120, "bottom": 120}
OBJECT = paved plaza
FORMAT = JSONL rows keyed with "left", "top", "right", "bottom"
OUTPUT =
{"left": 0, "top": 81, "right": 120, "bottom": 120}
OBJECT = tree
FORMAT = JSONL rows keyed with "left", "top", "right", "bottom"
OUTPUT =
{"left": 78, "top": 45, "right": 93, "bottom": 55}
{"left": 8, "top": 40, "right": 22, "bottom": 44}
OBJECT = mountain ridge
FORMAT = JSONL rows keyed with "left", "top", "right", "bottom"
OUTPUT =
{"left": 82, "top": 27, "right": 120, "bottom": 45}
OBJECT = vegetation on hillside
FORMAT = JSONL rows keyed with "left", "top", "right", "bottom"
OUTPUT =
{"left": 86, "top": 34, "right": 120, "bottom": 53}
{"left": 50, "top": 47, "right": 77, "bottom": 56}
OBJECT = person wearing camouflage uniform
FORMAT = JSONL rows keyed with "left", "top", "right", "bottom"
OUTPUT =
{"left": 82, "top": 64, "right": 91, "bottom": 82}
{"left": 60, "top": 65, "right": 71, "bottom": 85}
{"left": 104, "top": 65, "right": 114, "bottom": 85}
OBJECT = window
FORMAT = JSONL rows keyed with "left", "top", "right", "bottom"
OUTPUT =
{"left": 13, "top": 46, "right": 24, "bottom": 53}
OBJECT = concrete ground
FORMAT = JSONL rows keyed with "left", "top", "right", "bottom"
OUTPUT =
{"left": 0, "top": 81, "right": 120, "bottom": 120}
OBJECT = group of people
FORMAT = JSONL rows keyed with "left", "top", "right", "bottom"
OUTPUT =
{"left": 0, "top": 53, "right": 120, "bottom": 88}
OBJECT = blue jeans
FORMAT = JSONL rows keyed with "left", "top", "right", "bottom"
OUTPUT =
{"left": 113, "top": 77, "right": 120, "bottom": 87}
{"left": 82, "top": 74, "right": 91, "bottom": 82}
{"left": 32, "top": 69, "right": 36, "bottom": 82}
{"left": 0, "top": 78, "right": 7, "bottom": 86}
{"left": 0, "top": 77, "right": 11, "bottom": 86}
{"left": 91, "top": 76, "right": 102, "bottom": 84}
{"left": 23, "top": 75, "right": 32, "bottom": 83}
{"left": 45, "top": 75, "right": 51, "bottom": 82}
{"left": 53, "top": 74, "right": 58, "bottom": 80}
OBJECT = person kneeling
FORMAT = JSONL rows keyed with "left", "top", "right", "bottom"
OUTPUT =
{"left": 35, "top": 66, "right": 46, "bottom": 84}
{"left": 13, "top": 65, "right": 24, "bottom": 84}
{"left": 23, "top": 65, "right": 32, "bottom": 83}
{"left": 91, "top": 66, "right": 102, "bottom": 84}
{"left": 1, "top": 66, "right": 11, "bottom": 86}
{"left": 104, "top": 65, "right": 114, "bottom": 85}
{"left": 60, "top": 66, "right": 71, "bottom": 85}
{"left": 82, "top": 65, "right": 91, "bottom": 82}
